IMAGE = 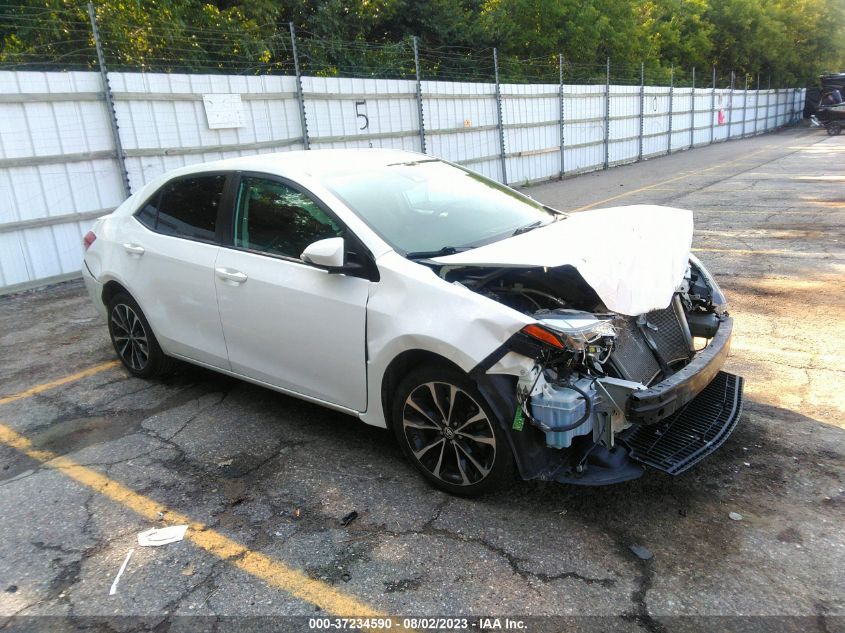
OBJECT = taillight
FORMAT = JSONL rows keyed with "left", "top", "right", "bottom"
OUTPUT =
{"left": 83, "top": 231, "right": 96, "bottom": 251}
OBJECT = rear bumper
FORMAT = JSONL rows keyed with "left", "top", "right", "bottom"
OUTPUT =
{"left": 82, "top": 261, "right": 106, "bottom": 321}
{"left": 627, "top": 315, "right": 733, "bottom": 424}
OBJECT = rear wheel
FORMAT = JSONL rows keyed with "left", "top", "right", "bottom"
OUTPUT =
{"left": 826, "top": 122, "right": 842, "bottom": 136}
{"left": 107, "top": 292, "right": 174, "bottom": 378}
{"left": 392, "top": 365, "right": 513, "bottom": 496}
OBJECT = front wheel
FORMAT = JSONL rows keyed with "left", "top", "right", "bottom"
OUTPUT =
{"left": 107, "top": 292, "right": 174, "bottom": 378}
{"left": 827, "top": 122, "right": 842, "bottom": 136}
{"left": 392, "top": 366, "right": 513, "bottom": 496}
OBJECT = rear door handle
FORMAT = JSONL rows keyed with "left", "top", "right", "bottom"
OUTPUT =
{"left": 215, "top": 267, "right": 248, "bottom": 284}
{"left": 122, "top": 243, "right": 145, "bottom": 255}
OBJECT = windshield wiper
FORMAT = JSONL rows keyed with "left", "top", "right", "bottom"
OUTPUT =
{"left": 543, "top": 205, "right": 568, "bottom": 217}
{"left": 386, "top": 159, "right": 441, "bottom": 167}
{"left": 405, "top": 246, "right": 470, "bottom": 260}
{"left": 511, "top": 219, "right": 545, "bottom": 236}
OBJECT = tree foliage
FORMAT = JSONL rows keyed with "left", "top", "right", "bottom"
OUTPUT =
{"left": 1, "top": 0, "right": 843, "bottom": 84}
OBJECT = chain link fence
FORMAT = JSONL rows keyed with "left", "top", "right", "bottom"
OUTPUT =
{"left": 0, "top": 2, "right": 806, "bottom": 292}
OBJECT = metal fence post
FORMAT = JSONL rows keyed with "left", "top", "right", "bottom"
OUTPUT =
{"left": 493, "top": 48, "right": 507, "bottom": 185}
{"left": 784, "top": 88, "right": 788, "bottom": 125}
{"left": 766, "top": 73, "right": 771, "bottom": 131}
{"left": 727, "top": 70, "right": 734, "bottom": 140}
{"left": 604, "top": 57, "right": 610, "bottom": 169}
{"left": 790, "top": 88, "right": 796, "bottom": 123}
{"left": 710, "top": 67, "right": 716, "bottom": 144}
{"left": 558, "top": 54, "right": 565, "bottom": 178}
{"left": 87, "top": 1, "right": 130, "bottom": 197}
{"left": 689, "top": 67, "right": 695, "bottom": 149}
{"left": 638, "top": 62, "right": 645, "bottom": 161}
{"left": 754, "top": 74, "right": 760, "bottom": 135}
{"left": 412, "top": 36, "right": 426, "bottom": 154}
{"left": 773, "top": 86, "right": 778, "bottom": 127}
{"left": 289, "top": 22, "right": 310, "bottom": 150}
{"left": 742, "top": 74, "right": 748, "bottom": 138}
{"left": 667, "top": 65, "right": 674, "bottom": 155}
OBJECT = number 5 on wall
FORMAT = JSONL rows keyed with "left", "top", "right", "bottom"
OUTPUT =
{"left": 355, "top": 100, "right": 369, "bottom": 130}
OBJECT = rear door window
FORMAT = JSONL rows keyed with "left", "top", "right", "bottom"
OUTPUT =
{"left": 137, "top": 175, "right": 226, "bottom": 242}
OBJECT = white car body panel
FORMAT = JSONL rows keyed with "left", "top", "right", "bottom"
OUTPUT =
{"left": 433, "top": 205, "right": 694, "bottom": 316}
{"left": 214, "top": 247, "right": 369, "bottom": 410}
{"left": 117, "top": 216, "right": 230, "bottom": 369}
{"left": 358, "top": 252, "right": 534, "bottom": 428}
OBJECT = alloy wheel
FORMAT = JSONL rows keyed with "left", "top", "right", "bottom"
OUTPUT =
{"left": 110, "top": 303, "right": 149, "bottom": 371}
{"left": 401, "top": 381, "right": 497, "bottom": 486}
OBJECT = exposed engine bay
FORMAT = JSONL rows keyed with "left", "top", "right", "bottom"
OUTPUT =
{"left": 439, "top": 255, "right": 740, "bottom": 485}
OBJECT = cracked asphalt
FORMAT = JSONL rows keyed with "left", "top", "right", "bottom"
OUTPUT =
{"left": 0, "top": 125, "right": 843, "bottom": 632}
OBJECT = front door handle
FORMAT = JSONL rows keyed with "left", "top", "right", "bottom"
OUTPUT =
{"left": 122, "top": 243, "right": 145, "bottom": 255}
{"left": 215, "top": 267, "right": 248, "bottom": 284}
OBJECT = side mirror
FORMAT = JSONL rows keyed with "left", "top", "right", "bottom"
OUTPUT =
{"left": 301, "top": 237, "right": 346, "bottom": 269}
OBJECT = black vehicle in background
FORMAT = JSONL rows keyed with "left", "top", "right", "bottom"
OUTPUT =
{"left": 808, "top": 74, "right": 845, "bottom": 135}
{"left": 803, "top": 73, "right": 845, "bottom": 111}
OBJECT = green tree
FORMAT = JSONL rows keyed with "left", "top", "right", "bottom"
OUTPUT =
{"left": 2, "top": 0, "right": 843, "bottom": 84}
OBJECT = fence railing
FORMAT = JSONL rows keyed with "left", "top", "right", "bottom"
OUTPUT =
{"left": 0, "top": 7, "right": 806, "bottom": 293}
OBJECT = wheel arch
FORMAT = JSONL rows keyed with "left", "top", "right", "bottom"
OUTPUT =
{"left": 101, "top": 279, "right": 132, "bottom": 309}
{"left": 380, "top": 349, "right": 465, "bottom": 431}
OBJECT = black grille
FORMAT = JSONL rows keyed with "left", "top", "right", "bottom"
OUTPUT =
{"left": 610, "top": 302, "right": 693, "bottom": 385}
{"left": 611, "top": 318, "right": 662, "bottom": 385}
{"left": 645, "top": 305, "right": 692, "bottom": 365}
{"left": 621, "top": 371, "right": 744, "bottom": 475}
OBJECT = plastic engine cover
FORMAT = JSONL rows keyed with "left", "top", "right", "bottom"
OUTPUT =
{"left": 530, "top": 377, "right": 597, "bottom": 448}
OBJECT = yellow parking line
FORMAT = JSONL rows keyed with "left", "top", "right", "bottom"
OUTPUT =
{"left": 571, "top": 145, "right": 776, "bottom": 212}
{"left": 0, "top": 360, "right": 121, "bottom": 406}
{"left": 692, "top": 247, "right": 841, "bottom": 258}
{"left": 0, "top": 423, "right": 393, "bottom": 626}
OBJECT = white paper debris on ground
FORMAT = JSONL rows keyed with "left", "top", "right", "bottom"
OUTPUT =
{"left": 137, "top": 525, "right": 188, "bottom": 547}
{"left": 109, "top": 549, "right": 134, "bottom": 596}
{"left": 729, "top": 512, "right": 744, "bottom": 521}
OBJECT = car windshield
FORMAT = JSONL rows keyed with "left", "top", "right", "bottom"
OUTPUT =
{"left": 320, "top": 159, "right": 563, "bottom": 256}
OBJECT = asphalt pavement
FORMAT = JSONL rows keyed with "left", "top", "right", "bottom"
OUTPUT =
{"left": 0, "top": 124, "right": 842, "bottom": 632}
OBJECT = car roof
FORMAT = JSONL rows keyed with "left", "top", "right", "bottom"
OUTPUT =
{"left": 165, "top": 148, "right": 431, "bottom": 181}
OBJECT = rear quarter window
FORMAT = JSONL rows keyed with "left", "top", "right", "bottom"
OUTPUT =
{"left": 136, "top": 174, "right": 226, "bottom": 241}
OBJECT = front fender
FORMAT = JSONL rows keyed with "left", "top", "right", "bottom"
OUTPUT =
{"left": 359, "top": 253, "right": 532, "bottom": 427}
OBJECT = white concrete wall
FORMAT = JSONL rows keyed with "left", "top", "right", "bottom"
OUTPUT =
{"left": 0, "top": 69, "right": 805, "bottom": 292}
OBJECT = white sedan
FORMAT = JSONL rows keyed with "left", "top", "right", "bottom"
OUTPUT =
{"left": 82, "top": 149, "right": 743, "bottom": 496}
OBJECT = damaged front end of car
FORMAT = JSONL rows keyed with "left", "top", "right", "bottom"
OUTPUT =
{"left": 432, "top": 209, "right": 744, "bottom": 485}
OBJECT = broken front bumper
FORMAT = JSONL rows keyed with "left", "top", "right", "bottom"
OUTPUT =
{"left": 621, "top": 370, "right": 744, "bottom": 475}
{"left": 559, "top": 315, "right": 743, "bottom": 480}
{"left": 627, "top": 315, "right": 734, "bottom": 424}
{"left": 478, "top": 313, "right": 743, "bottom": 484}
{"left": 616, "top": 315, "right": 744, "bottom": 475}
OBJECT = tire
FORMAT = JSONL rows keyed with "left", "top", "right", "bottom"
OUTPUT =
{"left": 392, "top": 365, "right": 513, "bottom": 496}
{"left": 107, "top": 292, "right": 175, "bottom": 378}
{"left": 826, "top": 122, "right": 841, "bottom": 136}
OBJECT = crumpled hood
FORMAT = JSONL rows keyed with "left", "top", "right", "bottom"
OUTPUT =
{"left": 433, "top": 205, "right": 694, "bottom": 316}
